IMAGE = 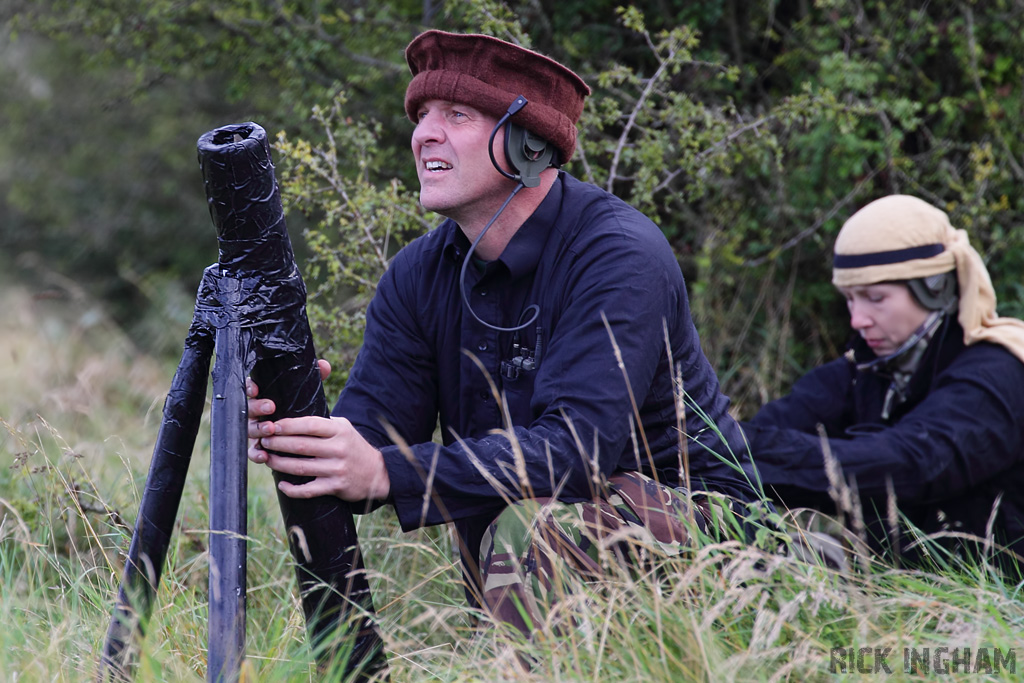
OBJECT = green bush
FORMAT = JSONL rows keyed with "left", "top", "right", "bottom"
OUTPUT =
{"left": 6, "top": 0, "right": 1024, "bottom": 408}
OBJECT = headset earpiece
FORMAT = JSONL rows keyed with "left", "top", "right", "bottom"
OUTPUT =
{"left": 503, "top": 123, "right": 557, "bottom": 188}
{"left": 908, "top": 272, "right": 959, "bottom": 314}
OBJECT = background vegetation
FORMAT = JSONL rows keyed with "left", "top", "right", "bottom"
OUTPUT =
{"left": 5, "top": 0, "right": 1024, "bottom": 404}
{"left": 3, "top": 0, "right": 1024, "bottom": 680}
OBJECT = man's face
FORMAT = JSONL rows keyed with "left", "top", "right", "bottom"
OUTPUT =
{"left": 411, "top": 99, "right": 514, "bottom": 223}
{"left": 837, "top": 282, "right": 931, "bottom": 356}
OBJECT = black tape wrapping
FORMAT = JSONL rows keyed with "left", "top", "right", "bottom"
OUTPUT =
{"left": 100, "top": 317, "right": 214, "bottom": 680}
{"left": 101, "top": 124, "right": 385, "bottom": 682}
{"left": 196, "top": 123, "right": 385, "bottom": 676}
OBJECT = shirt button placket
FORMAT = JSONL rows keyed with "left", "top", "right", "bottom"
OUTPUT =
{"left": 476, "top": 285, "right": 501, "bottom": 426}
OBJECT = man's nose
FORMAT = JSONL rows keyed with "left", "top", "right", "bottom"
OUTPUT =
{"left": 412, "top": 111, "right": 444, "bottom": 146}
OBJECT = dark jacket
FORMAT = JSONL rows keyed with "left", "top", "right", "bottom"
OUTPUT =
{"left": 335, "top": 172, "right": 759, "bottom": 579}
{"left": 744, "top": 317, "right": 1024, "bottom": 569}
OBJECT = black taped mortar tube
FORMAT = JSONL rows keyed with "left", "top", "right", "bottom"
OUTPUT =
{"left": 98, "top": 123, "right": 386, "bottom": 682}
{"left": 196, "top": 122, "right": 386, "bottom": 680}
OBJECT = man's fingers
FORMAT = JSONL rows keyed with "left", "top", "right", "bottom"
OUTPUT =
{"left": 277, "top": 478, "right": 332, "bottom": 499}
{"left": 317, "top": 359, "right": 332, "bottom": 381}
{"left": 260, "top": 450, "right": 334, "bottom": 478}
{"left": 249, "top": 416, "right": 343, "bottom": 453}
{"left": 247, "top": 404, "right": 277, "bottom": 440}
{"left": 248, "top": 397, "right": 275, "bottom": 417}
{"left": 259, "top": 433, "right": 332, "bottom": 458}
{"left": 248, "top": 440, "right": 268, "bottom": 464}
{"left": 248, "top": 420, "right": 274, "bottom": 439}
{"left": 265, "top": 416, "right": 340, "bottom": 439}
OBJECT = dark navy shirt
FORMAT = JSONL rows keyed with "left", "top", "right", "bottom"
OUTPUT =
{"left": 334, "top": 172, "right": 757, "bottom": 566}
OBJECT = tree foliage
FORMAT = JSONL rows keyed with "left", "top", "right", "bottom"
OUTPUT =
{"left": 4, "top": 0, "right": 1024, "bottom": 411}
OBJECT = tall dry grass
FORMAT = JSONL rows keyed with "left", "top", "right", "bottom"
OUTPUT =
{"left": 2, "top": 276, "right": 1023, "bottom": 682}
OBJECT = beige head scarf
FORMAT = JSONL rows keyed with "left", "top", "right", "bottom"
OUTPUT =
{"left": 832, "top": 194, "right": 1024, "bottom": 364}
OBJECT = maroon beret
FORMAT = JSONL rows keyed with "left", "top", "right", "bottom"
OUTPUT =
{"left": 404, "top": 30, "right": 591, "bottom": 163}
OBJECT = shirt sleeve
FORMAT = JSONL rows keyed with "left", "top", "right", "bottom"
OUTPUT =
{"left": 746, "top": 355, "right": 856, "bottom": 435}
{"left": 746, "top": 345, "right": 1024, "bottom": 505}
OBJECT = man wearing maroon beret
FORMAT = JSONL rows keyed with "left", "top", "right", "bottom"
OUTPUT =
{"left": 249, "top": 30, "right": 761, "bottom": 637}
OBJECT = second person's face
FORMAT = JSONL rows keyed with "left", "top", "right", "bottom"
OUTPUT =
{"left": 837, "top": 282, "right": 932, "bottom": 356}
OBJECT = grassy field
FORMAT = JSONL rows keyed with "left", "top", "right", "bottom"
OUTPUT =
{"left": 2, "top": 278, "right": 1024, "bottom": 682}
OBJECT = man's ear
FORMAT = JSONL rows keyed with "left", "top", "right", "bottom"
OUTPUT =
{"left": 503, "top": 123, "right": 557, "bottom": 188}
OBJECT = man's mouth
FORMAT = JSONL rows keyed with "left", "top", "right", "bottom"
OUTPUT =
{"left": 424, "top": 160, "right": 453, "bottom": 172}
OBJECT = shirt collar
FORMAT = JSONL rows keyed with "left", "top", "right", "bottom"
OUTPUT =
{"left": 441, "top": 173, "right": 564, "bottom": 279}
{"left": 499, "top": 173, "right": 563, "bottom": 279}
